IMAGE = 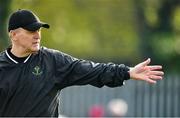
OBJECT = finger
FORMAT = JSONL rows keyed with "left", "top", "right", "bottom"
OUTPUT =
{"left": 148, "top": 66, "right": 162, "bottom": 70}
{"left": 149, "top": 75, "right": 163, "bottom": 80}
{"left": 141, "top": 58, "right": 151, "bottom": 66}
{"left": 145, "top": 78, "right": 157, "bottom": 84}
{"left": 149, "top": 71, "right": 164, "bottom": 76}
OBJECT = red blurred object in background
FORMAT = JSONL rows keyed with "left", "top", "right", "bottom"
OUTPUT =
{"left": 88, "top": 104, "right": 105, "bottom": 117}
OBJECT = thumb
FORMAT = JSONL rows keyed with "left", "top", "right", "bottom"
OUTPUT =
{"left": 141, "top": 58, "right": 151, "bottom": 66}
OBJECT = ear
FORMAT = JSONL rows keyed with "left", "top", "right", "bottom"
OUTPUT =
{"left": 9, "top": 30, "right": 18, "bottom": 41}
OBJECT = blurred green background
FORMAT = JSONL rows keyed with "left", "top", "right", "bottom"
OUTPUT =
{"left": 1, "top": 0, "right": 180, "bottom": 117}
{"left": 1, "top": 0, "right": 180, "bottom": 72}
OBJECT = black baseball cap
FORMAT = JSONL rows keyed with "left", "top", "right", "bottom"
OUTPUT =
{"left": 8, "top": 9, "right": 50, "bottom": 32}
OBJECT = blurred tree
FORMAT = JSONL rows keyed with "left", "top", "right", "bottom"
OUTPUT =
{"left": 0, "top": 0, "right": 11, "bottom": 50}
{"left": 133, "top": 0, "right": 180, "bottom": 71}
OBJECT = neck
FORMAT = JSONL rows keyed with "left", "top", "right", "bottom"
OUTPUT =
{"left": 11, "top": 45, "right": 32, "bottom": 57}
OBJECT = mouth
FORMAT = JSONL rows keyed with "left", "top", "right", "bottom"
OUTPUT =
{"left": 32, "top": 42, "right": 40, "bottom": 47}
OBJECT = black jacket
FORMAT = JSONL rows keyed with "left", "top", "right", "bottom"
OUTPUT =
{"left": 0, "top": 47, "right": 130, "bottom": 117}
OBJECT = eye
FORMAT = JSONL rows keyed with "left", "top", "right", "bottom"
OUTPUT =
{"left": 36, "top": 29, "right": 41, "bottom": 32}
{"left": 29, "top": 29, "right": 41, "bottom": 33}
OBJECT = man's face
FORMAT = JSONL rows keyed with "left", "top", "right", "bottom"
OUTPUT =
{"left": 12, "top": 28, "right": 41, "bottom": 53}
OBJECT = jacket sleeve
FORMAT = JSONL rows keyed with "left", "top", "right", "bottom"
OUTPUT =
{"left": 52, "top": 50, "right": 130, "bottom": 88}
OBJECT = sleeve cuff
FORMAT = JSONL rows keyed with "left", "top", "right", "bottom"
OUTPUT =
{"left": 123, "top": 66, "right": 130, "bottom": 80}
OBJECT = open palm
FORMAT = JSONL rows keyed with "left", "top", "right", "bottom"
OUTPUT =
{"left": 129, "top": 58, "right": 164, "bottom": 84}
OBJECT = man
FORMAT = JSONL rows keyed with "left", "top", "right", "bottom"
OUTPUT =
{"left": 0, "top": 9, "right": 164, "bottom": 117}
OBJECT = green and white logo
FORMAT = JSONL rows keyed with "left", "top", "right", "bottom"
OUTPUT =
{"left": 32, "top": 66, "right": 43, "bottom": 76}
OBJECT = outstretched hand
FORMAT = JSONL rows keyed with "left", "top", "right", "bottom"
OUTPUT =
{"left": 129, "top": 58, "right": 164, "bottom": 84}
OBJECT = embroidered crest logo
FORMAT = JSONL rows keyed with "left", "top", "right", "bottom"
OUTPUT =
{"left": 32, "top": 66, "right": 43, "bottom": 76}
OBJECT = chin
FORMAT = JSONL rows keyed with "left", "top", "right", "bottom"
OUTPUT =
{"left": 31, "top": 47, "right": 40, "bottom": 52}
{"left": 31, "top": 49, "right": 39, "bottom": 54}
